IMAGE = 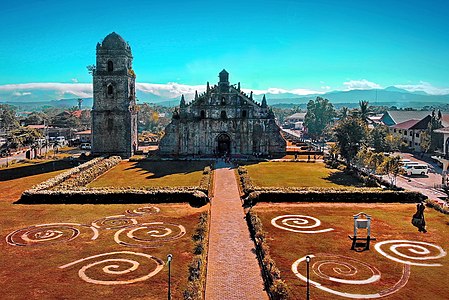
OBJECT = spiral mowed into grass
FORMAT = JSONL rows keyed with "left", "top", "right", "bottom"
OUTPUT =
{"left": 114, "top": 222, "right": 186, "bottom": 248}
{"left": 59, "top": 251, "right": 164, "bottom": 285}
{"left": 125, "top": 206, "right": 160, "bottom": 217}
{"left": 271, "top": 215, "right": 334, "bottom": 233}
{"left": 6, "top": 223, "right": 99, "bottom": 246}
{"left": 91, "top": 215, "right": 138, "bottom": 230}
{"left": 374, "top": 240, "right": 447, "bottom": 267}
{"left": 292, "top": 254, "right": 411, "bottom": 299}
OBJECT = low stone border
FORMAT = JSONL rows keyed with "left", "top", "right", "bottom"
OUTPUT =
{"left": 246, "top": 210, "right": 289, "bottom": 300}
{"left": 183, "top": 211, "right": 210, "bottom": 300}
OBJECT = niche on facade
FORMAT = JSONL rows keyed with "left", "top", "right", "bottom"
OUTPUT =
{"left": 221, "top": 97, "right": 226, "bottom": 105}
{"left": 107, "top": 60, "right": 113, "bottom": 72}
{"left": 200, "top": 110, "right": 205, "bottom": 119}
{"left": 242, "top": 110, "right": 247, "bottom": 118}
{"left": 221, "top": 110, "right": 227, "bottom": 119}
{"left": 107, "top": 84, "right": 114, "bottom": 97}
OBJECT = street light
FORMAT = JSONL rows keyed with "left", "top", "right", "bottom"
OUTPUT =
{"left": 167, "top": 254, "right": 173, "bottom": 300}
{"left": 306, "top": 255, "right": 311, "bottom": 300}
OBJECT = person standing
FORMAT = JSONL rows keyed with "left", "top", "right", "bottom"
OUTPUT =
{"left": 412, "top": 203, "right": 427, "bottom": 233}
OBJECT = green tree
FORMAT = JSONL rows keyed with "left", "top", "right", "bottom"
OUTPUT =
{"left": 304, "top": 97, "right": 335, "bottom": 140}
{"left": 353, "top": 100, "right": 372, "bottom": 123}
{"left": 334, "top": 117, "right": 368, "bottom": 166}
{"left": 0, "top": 104, "right": 19, "bottom": 130}
{"left": 421, "top": 110, "right": 443, "bottom": 154}
{"left": 379, "top": 155, "right": 402, "bottom": 186}
{"left": 339, "top": 106, "right": 350, "bottom": 119}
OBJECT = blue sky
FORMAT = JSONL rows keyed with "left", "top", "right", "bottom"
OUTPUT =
{"left": 1, "top": 0, "right": 449, "bottom": 95}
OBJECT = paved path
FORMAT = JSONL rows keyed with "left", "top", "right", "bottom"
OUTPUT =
{"left": 205, "top": 161, "right": 268, "bottom": 300}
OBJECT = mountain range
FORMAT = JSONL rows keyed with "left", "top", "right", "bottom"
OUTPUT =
{"left": 1, "top": 85, "right": 449, "bottom": 111}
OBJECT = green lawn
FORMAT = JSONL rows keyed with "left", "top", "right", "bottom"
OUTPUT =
{"left": 243, "top": 161, "right": 363, "bottom": 188}
{"left": 254, "top": 203, "right": 449, "bottom": 300}
{"left": 88, "top": 160, "right": 211, "bottom": 188}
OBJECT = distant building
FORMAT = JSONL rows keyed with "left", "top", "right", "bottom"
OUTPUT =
{"left": 434, "top": 127, "right": 449, "bottom": 171}
{"left": 380, "top": 111, "right": 433, "bottom": 126}
{"left": 283, "top": 112, "right": 306, "bottom": 130}
{"left": 91, "top": 32, "right": 138, "bottom": 158}
{"left": 159, "top": 70, "right": 286, "bottom": 157}
{"left": 389, "top": 116, "right": 431, "bottom": 152}
{"left": 75, "top": 130, "right": 92, "bottom": 143}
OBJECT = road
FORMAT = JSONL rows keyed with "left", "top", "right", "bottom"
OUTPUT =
{"left": 394, "top": 153, "right": 447, "bottom": 205}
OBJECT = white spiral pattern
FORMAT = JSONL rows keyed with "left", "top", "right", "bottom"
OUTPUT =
{"left": 292, "top": 254, "right": 411, "bottom": 299}
{"left": 125, "top": 206, "right": 160, "bottom": 217}
{"left": 114, "top": 222, "right": 186, "bottom": 248}
{"left": 59, "top": 251, "right": 164, "bottom": 285}
{"left": 374, "top": 240, "right": 447, "bottom": 267}
{"left": 271, "top": 215, "right": 334, "bottom": 233}
{"left": 6, "top": 223, "right": 99, "bottom": 246}
{"left": 91, "top": 215, "right": 138, "bottom": 230}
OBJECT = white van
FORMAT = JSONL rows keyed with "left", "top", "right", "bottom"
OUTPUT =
{"left": 56, "top": 136, "right": 66, "bottom": 145}
{"left": 405, "top": 164, "right": 429, "bottom": 176}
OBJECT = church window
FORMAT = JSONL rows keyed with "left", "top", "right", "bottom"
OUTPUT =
{"left": 107, "top": 84, "right": 114, "bottom": 95}
{"left": 242, "top": 110, "right": 247, "bottom": 118}
{"left": 221, "top": 110, "right": 227, "bottom": 119}
{"left": 107, "top": 60, "right": 113, "bottom": 72}
{"left": 200, "top": 110, "right": 205, "bottom": 119}
{"left": 221, "top": 97, "right": 226, "bottom": 105}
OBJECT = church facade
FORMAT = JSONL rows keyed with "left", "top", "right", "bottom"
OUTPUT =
{"left": 159, "top": 70, "right": 286, "bottom": 157}
{"left": 91, "top": 32, "right": 138, "bottom": 158}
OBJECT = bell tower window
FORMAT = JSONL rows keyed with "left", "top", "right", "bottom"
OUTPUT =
{"left": 107, "top": 84, "right": 114, "bottom": 95}
{"left": 221, "top": 97, "right": 226, "bottom": 105}
{"left": 107, "top": 60, "right": 113, "bottom": 72}
{"left": 242, "top": 110, "right": 247, "bottom": 118}
{"left": 221, "top": 110, "right": 227, "bottom": 119}
{"left": 200, "top": 110, "right": 205, "bottom": 119}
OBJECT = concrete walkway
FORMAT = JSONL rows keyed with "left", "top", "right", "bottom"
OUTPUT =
{"left": 205, "top": 161, "right": 268, "bottom": 300}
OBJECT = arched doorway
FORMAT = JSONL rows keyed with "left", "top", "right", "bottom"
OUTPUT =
{"left": 217, "top": 133, "right": 231, "bottom": 156}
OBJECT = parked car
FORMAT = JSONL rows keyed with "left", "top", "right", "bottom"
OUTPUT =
{"left": 80, "top": 143, "right": 91, "bottom": 150}
{"left": 405, "top": 164, "right": 429, "bottom": 176}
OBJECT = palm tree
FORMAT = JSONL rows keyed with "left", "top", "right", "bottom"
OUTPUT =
{"left": 357, "top": 100, "right": 372, "bottom": 123}
{"left": 340, "top": 107, "right": 349, "bottom": 119}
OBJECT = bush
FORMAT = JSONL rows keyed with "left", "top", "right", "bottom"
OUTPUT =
{"left": 244, "top": 189, "right": 426, "bottom": 204}
{"left": 183, "top": 212, "right": 209, "bottom": 300}
{"left": 246, "top": 211, "right": 289, "bottom": 299}
{"left": 425, "top": 199, "right": 449, "bottom": 215}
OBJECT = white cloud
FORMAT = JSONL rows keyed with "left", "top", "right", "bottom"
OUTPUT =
{"left": 394, "top": 81, "right": 449, "bottom": 95}
{"left": 343, "top": 79, "right": 381, "bottom": 90}
{"left": 136, "top": 82, "right": 205, "bottom": 99}
{"left": 242, "top": 87, "right": 323, "bottom": 96}
{"left": 12, "top": 91, "right": 32, "bottom": 96}
{"left": 0, "top": 83, "right": 92, "bottom": 98}
{"left": 71, "top": 78, "right": 79, "bottom": 83}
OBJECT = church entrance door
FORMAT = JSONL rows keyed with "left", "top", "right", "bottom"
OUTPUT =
{"left": 217, "top": 133, "right": 231, "bottom": 156}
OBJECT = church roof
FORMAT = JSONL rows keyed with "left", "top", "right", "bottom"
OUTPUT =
{"left": 101, "top": 32, "right": 128, "bottom": 50}
{"left": 219, "top": 69, "right": 229, "bottom": 75}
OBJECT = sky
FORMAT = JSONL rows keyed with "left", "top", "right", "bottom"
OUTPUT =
{"left": 1, "top": 0, "right": 449, "bottom": 96}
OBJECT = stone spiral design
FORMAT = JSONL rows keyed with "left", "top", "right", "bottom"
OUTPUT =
{"left": 91, "top": 215, "right": 138, "bottom": 230}
{"left": 125, "top": 206, "right": 160, "bottom": 217}
{"left": 374, "top": 240, "right": 447, "bottom": 267}
{"left": 114, "top": 222, "right": 186, "bottom": 248}
{"left": 292, "top": 254, "right": 411, "bottom": 299}
{"left": 271, "top": 215, "right": 334, "bottom": 233}
{"left": 6, "top": 223, "right": 99, "bottom": 246}
{"left": 59, "top": 251, "right": 164, "bottom": 285}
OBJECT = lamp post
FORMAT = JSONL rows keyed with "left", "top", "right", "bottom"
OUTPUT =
{"left": 306, "top": 255, "right": 311, "bottom": 300}
{"left": 167, "top": 254, "right": 173, "bottom": 300}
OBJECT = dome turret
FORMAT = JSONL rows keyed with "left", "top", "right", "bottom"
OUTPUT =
{"left": 101, "top": 32, "right": 129, "bottom": 50}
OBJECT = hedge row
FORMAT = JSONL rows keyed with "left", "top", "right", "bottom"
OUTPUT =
{"left": 183, "top": 212, "right": 210, "bottom": 300}
{"left": 55, "top": 156, "right": 121, "bottom": 190}
{"left": 18, "top": 189, "right": 209, "bottom": 207}
{"left": 237, "top": 166, "right": 256, "bottom": 195}
{"left": 245, "top": 189, "right": 427, "bottom": 204}
{"left": 28, "top": 157, "right": 104, "bottom": 192}
{"left": 246, "top": 211, "right": 289, "bottom": 300}
{"left": 425, "top": 199, "right": 449, "bottom": 215}
{"left": 198, "top": 166, "right": 213, "bottom": 194}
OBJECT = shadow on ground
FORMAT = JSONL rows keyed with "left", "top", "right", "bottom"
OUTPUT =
{"left": 124, "top": 160, "right": 213, "bottom": 179}
{"left": 0, "top": 160, "right": 75, "bottom": 181}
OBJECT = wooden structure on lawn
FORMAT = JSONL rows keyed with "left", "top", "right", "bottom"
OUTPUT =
{"left": 348, "top": 212, "right": 376, "bottom": 252}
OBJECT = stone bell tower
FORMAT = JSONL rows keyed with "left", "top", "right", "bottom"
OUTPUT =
{"left": 92, "top": 32, "right": 138, "bottom": 158}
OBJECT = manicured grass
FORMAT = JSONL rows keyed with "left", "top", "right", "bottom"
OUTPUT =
{"left": 88, "top": 161, "right": 211, "bottom": 188}
{"left": 243, "top": 161, "right": 363, "bottom": 188}
{"left": 0, "top": 202, "right": 208, "bottom": 300}
{"left": 0, "top": 160, "right": 74, "bottom": 203}
{"left": 254, "top": 203, "right": 449, "bottom": 299}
